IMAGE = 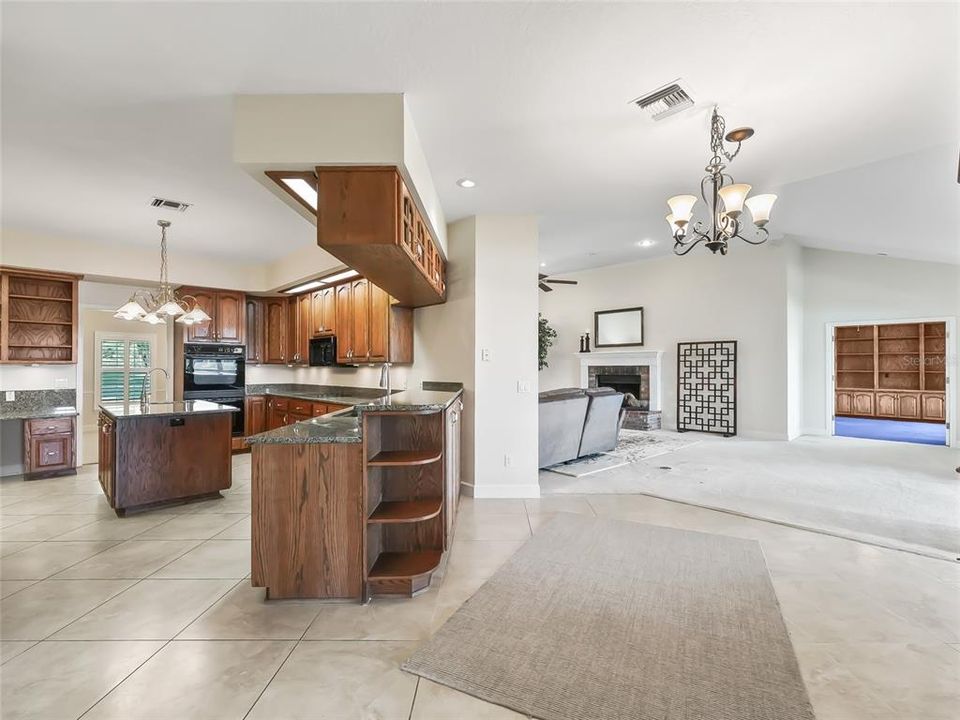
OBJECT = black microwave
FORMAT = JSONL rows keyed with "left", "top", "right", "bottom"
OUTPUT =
{"left": 309, "top": 336, "right": 337, "bottom": 366}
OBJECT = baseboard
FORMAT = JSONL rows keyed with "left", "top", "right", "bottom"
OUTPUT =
{"left": 0, "top": 463, "right": 25, "bottom": 478}
{"left": 737, "top": 430, "right": 790, "bottom": 441}
{"left": 800, "top": 427, "right": 829, "bottom": 437}
{"left": 460, "top": 481, "right": 541, "bottom": 499}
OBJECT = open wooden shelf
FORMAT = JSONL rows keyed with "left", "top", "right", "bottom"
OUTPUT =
{"left": 368, "top": 498, "right": 442, "bottom": 524}
{"left": 7, "top": 294, "right": 73, "bottom": 302}
{"left": 367, "top": 449, "right": 442, "bottom": 467}
{"left": 368, "top": 551, "right": 442, "bottom": 580}
{"left": 9, "top": 319, "right": 72, "bottom": 326}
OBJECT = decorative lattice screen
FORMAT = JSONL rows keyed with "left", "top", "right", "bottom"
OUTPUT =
{"left": 676, "top": 340, "right": 737, "bottom": 436}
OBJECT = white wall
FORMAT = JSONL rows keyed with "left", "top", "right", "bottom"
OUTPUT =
{"left": 801, "top": 247, "right": 960, "bottom": 437}
{"left": 539, "top": 244, "right": 793, "bottom": 439}
{"left": 473, "top": 216, "right": 540, "bottom": 497}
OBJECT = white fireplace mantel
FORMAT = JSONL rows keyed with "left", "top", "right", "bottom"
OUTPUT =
{"left": 576, "top": 350, "right": 664, "bottom": 412}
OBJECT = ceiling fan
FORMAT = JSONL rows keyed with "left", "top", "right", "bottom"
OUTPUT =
{"left": 539, "top": 273, "right": 578, "bottom": 293}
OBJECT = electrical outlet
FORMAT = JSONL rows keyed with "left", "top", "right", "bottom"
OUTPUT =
{"left": 4, "top": 391, "right": 14, "bottom": 401}
{"left": 504, "top": 454, "right": 512, "bottom": 467}
{"left": 481, "top": 348, "right": 491, "bottom": 362}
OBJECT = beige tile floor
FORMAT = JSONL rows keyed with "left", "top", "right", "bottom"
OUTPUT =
{"left": 0, "top": 454, "right": 957, "bottom": 719}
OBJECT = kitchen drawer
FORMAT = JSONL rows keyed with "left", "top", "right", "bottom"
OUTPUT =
{"left": 312, "top": 403, "right": 329, "bottom": 417}
{"left": 27, "top": 417, "right": 74, "bottom": 436}
{"left": 289, "top": 399, "right": 312, "bottom": 415}
{"left": 269, "top": 397, "right": 289, "bottom": 411}
{"left": 30, "top": 434, "right": 72, "bottom": 470}
{"left": 326, "top": 403, "right": 349, "bottom": 413}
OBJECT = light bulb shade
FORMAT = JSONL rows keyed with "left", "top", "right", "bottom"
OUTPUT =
{"left": 156, "top": 300, "right": 184, "bottom": 317}
{"left": 717, "top": 183, "right": 752, "bottom": 218}
{"left": 745, "top": 193, "right": 777, "bottom": 227}
{"left": 665, "top": 214, "right": 682, "bottom": 235}
{"left": 190, "top": 306, "right": 212, "bottom": 323}
{"left": 115, "top": 300, "right": 147, "bottom": 318}
{"left": 667, "top": 195, "right": 697, "bottom": 225}
{"left": 139, "top": 312, "right": 164, "bottom": 325}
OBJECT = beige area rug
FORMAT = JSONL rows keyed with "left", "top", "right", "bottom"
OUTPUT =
{"left": 403, "top": 514, "right": 815, "bottom": 720}
{"left": 543, "top": 429, "right": 701, "bottom": 478}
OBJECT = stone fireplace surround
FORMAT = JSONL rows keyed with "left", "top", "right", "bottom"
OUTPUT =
{"left": 578, "top": 350, "right": 664, "bottom": 412}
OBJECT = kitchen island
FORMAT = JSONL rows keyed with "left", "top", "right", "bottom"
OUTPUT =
{"left": 247, "top": 387, "right": 463, "bottom": 601}
{"left": 98, "top": 400, "right": 238, "bottom": 515}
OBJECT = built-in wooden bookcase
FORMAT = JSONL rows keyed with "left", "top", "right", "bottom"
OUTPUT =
{"left": 362, "top": 410, "right": 445, "bottom": 598}
{"left": 835, "top": 321, "right": 947, "bottom": 422}
{"left": 0, "top": 267, "right": 80, "bottom": 364}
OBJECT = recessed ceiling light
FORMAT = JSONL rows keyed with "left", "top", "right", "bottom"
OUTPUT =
{"left": 281, "top": 178, "right": 318, "bottom": 210}
{"left": 877, "top": 252, "right": 889, "bottom": 256}
{"left": 456, "top": 178, "right": 476, "bottom": 188}
{"left": 540, "top": 262, "right": 547, "bottom": 267}
{"left": 638, "top": 239, "right": 656, "bottom": 248}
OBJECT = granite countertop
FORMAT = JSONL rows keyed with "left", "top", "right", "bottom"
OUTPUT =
{"left": 246, "top": 387, "right": 463, "bottom": 445}
{"left": 0, "top": 405, "right": 79, "bottom": 421}
{"left": 245, "top": 383, "right": 395, "bottom": 407}
{"left": 99, "top": 400, "right": 241, "bottom": 420}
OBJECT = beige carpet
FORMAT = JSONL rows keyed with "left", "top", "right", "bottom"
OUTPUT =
{"left": 403, "top": 515, "right": 815, "bottom": 720}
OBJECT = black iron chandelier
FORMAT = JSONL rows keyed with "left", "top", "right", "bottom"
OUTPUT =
{"left": 667, "top": 107, "right": 777, "bottom": 256}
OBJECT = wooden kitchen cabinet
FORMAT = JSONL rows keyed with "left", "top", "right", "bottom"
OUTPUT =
{"left": 443, "top": 398, "right": 463, "bottom": 547}
{"left": 311, "top": 286, "right": 336, "bottom": 335}
{"left": 315, "top": 167, "right": 446, "bottom": 308}
{"left": 263, "top": 297, "right": 288, "bottom": 364}
{"left": 898, "top": 393, "right": 921, "bottom": 419}
{"left": 24, "top": 416, "right": 76, "bottom": 479}
{"left": 180, "top": 287, "right": 246, "bottom": 345}
{"left": 335, "top": 278, "right": 412, "bottom": 364}
{"left": 267, "top": 397, "right": 289, "bottom": 430}
{"left": 852, "top": 392, "right": 874, "bottom": 416}
{"left": 0, "top": 267, "right": 81, "bottom": 364}
{"left": 245, "top": 297, "right": 264, "bottom": 364}
{"left": 98, "top": 413, "right": 115, "bottom": 500}
{"left": 245, "top": 396, "right": 267, "bottom": 436}
{"left": 297, "top": 293, "right": 311, "bottom": 363}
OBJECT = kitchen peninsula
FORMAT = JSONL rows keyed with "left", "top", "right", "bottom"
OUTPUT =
{"left": 248, "top": 387, "right": 463, "bottom": 601}
{"left": 97, "top": 400, "right": 238, "bottom": 515}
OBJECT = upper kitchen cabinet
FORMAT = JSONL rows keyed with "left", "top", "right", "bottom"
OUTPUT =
{"left": 315, "top": 167, "right": 447, "bottom": 308}
{"left": 263, "top": 297, "right": 287, "bottom": 364}
{"left": 311, "top": 286, "right": 336, "bottom": 336}
{"left": 0, "top": 267, "right": 81, "bottom": 364}
{"left": 285, "top": 292, "right": 312, "bottom": 365}
{"left": 179, "top": 287, "right": 246, "bottom": 344}
{"left": 245, "top": 297, "right": 265, "bottom": 364}
{"left": 335, "top": 277, "right": 412, "bottom": 365}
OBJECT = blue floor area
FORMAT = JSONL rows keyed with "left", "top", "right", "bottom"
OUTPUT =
{"left": 835, "top": 417, "right": 946, "bottom": 446}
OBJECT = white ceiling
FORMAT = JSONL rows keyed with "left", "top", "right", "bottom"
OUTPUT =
{"left": 2, "top": 2, "right": 957, "bottom": 271}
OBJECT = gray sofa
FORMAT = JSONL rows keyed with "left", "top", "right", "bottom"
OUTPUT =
{"left": 538, "top": 387, "right": 625, "bottom": 468}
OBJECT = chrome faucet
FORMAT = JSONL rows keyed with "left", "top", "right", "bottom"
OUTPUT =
{"left": 379, "top": 363, "right": 392, "bottom": 394}
{"left": 139, "top": 367, "right": 170, "bottom": 410}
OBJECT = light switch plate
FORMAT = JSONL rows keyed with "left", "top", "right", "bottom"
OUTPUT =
{"left": 517, "top": 380, "right": 531, "bottom": 393}
{"left": 481, "top": 349, "right": 491, "bottom": 362}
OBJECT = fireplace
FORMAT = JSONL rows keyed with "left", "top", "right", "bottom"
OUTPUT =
{"left": 579, "top": 350, "right": 663, "bottom": 413}
{"left": 588, "top": 365, "right": 650, "bottom": 410}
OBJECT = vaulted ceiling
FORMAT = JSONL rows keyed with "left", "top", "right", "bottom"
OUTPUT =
{"left": 2, "top": 2, "right": 957, "bottom": 271}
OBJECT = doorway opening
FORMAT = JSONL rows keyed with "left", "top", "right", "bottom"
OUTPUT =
{"left": 832, "top": 321, "right": 948, "bottom": 446}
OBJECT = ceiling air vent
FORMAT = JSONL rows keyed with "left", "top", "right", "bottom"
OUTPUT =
{"left": 150, "top": 197, "right": 191, "bottom": 212}
{"left": 630, "top": 80, "right": 694, "bottom": 121}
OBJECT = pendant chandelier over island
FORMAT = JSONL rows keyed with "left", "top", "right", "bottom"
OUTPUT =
{"left": 667, "top": 107, "right": 777, "bottom": 256}
{"left": 113, "top": 220, "right": 211, "bottom": 325}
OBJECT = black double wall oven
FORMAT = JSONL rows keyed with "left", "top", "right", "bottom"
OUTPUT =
{"left": 182, "top": 343, "right": 245, "bottom": 436}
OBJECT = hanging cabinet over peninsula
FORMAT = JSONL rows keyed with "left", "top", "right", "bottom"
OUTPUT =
{"left": 314, "top": 166, "right": 447, "bottom": 308}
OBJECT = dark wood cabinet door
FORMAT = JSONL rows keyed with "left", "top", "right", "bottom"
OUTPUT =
{"left": 351, "top": 278, "right": 370, "bottom": 360}
{"left": 31, "top": 434, "right": 72, "bottom": 470}
{"left": 245, "top": 298, "right": 264, "bottom": 363}
{"left": 184, "top": 289, "right": 217, "bottom": 342}
{"left": 311, "top": 290, "right": 323, "bottom": 335}
{"left": 297, "top": 293, "right": 311, "bottom": 362}
{"left": 335, "top": 283, "right": 353, "bottom": 363}
{"left": 264, "top": 298, "right": 287, "bottom": 364}
{"left": 368, "top": 282, "right": 389, "bottom": 362}
{"left": 98, "top": 414, "right": 115, "bottom": 504}
{"left": 245, "top": 396, "right": 267, "bottom": 436}
{"left": 216, "top": 291, "right": 245, "bottom": 344}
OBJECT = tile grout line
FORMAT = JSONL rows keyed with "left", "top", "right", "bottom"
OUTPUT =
{"left": 240, "top": 588, "right": 327, "bottom": 720}
{"left": 74, "top": 577, "right": 245, "bottom": 720}
{"left": 407, "top": 677, "right": 420, "bottom": 720}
